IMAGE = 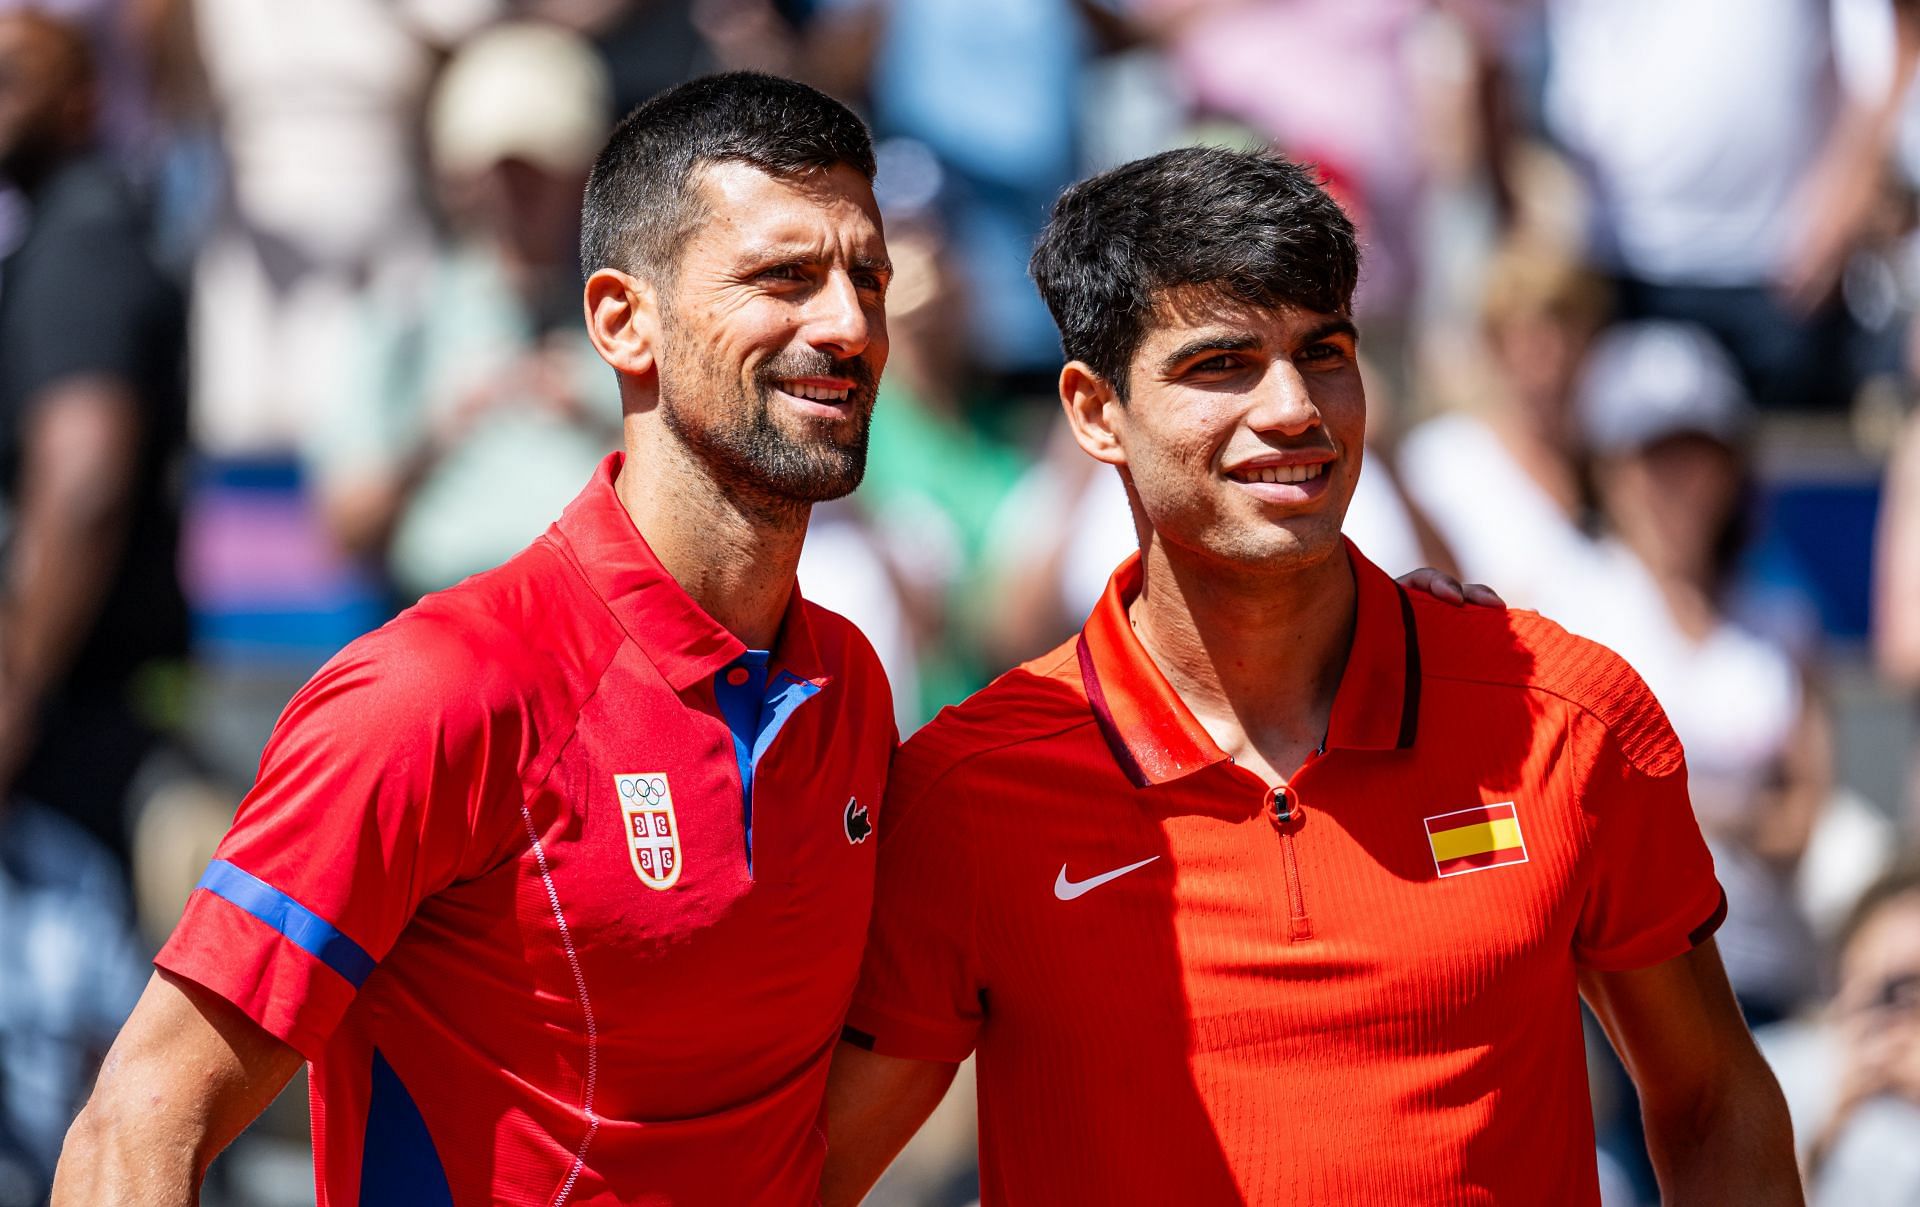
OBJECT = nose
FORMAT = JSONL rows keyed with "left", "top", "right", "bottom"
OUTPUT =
{"left": 1244, "top": 361, "right": 1321, "bottom": 437}
{"left": 804, "top": 270, "right": 875, "bottom": 361}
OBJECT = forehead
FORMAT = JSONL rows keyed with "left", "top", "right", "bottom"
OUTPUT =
{"left": 1848, "top": 896, "right": 1920, "bottom": 966}
{"left": 682, "top": 159, "right": 885, "bottom": 263}
{"left": 1134, "top": 284, "right": 1346, "bottom": 359}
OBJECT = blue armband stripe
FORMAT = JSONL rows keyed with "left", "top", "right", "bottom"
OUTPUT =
{"left": 195, "top": 859, "right": 377, "bottom": 988}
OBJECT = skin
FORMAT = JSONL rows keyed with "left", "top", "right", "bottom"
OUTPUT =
{"left": 821, "top": 285, "right": 1799, "bottom": 1206}
{"left": 54, "top": 158, "right": 891, "bottom": 1204}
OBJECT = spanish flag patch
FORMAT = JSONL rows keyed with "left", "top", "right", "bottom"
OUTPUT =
{"left": 1425, "top": 802, "right": 1527, "bottom": 878}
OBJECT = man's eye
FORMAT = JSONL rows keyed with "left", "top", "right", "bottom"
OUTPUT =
{"left": 1192, "top": 356, "right": 1237, "bottom": 373}
{"left": 759, "top": 264, "right": 807, "bottom": 282}
{"left": 1299, "top": 343, "right": 1345, "bottom": 363}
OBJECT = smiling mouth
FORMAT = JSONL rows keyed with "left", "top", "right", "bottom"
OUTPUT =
{"left": 1226, "top": 462, "right": 1327, "bottom": 485}
{"left": 774, "top": 380, "right": 852, "bottom": 404}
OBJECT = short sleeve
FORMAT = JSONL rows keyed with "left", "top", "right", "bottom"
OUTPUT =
{"left": 1573, "top": 722, "right": 1726, "bottom": 972}
{"left": 8, "top": 207, "right": 168, "bottom": 398}
{"left": 155, "top": 624, "right": 525, "bottom": 1058}
{"left": 842, "top": 754, "right": 985, "bottom": 1063}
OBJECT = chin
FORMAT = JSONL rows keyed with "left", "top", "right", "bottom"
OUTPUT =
{"left": 1216, "top": 523, "right": 1345, "bottom": 572}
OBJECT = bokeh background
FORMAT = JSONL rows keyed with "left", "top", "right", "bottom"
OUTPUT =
{"left": 3, "top": 0, "right": 1920, "bottom": 1204}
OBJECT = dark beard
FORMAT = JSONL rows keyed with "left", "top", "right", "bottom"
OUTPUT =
{"left": 658, "top": 348, "right": 876, "bottom": 518}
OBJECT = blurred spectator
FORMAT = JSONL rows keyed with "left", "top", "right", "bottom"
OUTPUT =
{"left": 798, "top": 500, "right": 923, "bottom": 734}
{"left": 1543, "top": 323, "right": 1830, "bottom": 1021}
{"left": 1875, "top": 401, "right": 1920, "bottom": 827}
{"left": 0, "top": 800, "right": 149, "bottom": 1204}
{"left": 854, "top": 221, "right": 1030, "bottom": 719}
{"left": 187, "top": 0, "right": 488, "bottom": 454}
{"left": 0, "top": 10, "right": 189, "bottom": 862}
{"left": 1761, "top": 859, "right": 1920, "bottom": 1205}
{"left": 0, "top": 0, "right": 171, "bottom": 172}
{"left": 310, "top": 22, "right": 619, "bottom": 603}
{"left": 1540, "top": 0, "right": 1920, "bottom": 412}
{"left": 1399, "top": 236, "right": 1608, "bottom": 610}
{"left": 805, "top": 0, "right": 1095, "bottom": 384}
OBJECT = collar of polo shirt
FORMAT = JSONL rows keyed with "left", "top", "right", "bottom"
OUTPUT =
{"left": 551, "top": 453, "right": 830, "bottom": 694}
{"left": 1076, "top": 538, "right": 1422, "bottom": 789}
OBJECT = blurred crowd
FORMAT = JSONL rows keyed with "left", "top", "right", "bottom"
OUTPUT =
{"left": 2, "top": 0, "right": 1920, "bottom": 1204}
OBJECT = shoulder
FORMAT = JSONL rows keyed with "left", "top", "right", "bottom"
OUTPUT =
{"left": 1409, "top": 595, "right": 1680, "bottom": 777}
{"left": 17, "top": 161, "right": 146, "bottom": 267}
{"left": 889, "top": 637, "right": 1093, "bottom": 807}
{"left": 290, "top": 537, "right": 616, "bottom": 747}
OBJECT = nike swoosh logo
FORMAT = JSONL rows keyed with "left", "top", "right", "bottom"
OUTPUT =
{"left": 1054, "top": 856, "right": 1161, "bottom": 901}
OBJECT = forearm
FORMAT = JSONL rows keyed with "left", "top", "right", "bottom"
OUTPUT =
{"left": 53, "top": 972, "right": 302, "bottom": 1207}
{"left": 5, "top": 490, "right": 129, "bottom": 704}
{"left": 53, "top": 1095, "right": 206, "bottom": 1207}
{"left": 820, "top": 1042, "right": 957, "bottom": 1207}
{"left": 3, "top": 382, "right": 140, "bottom": 707}
{"left": 1644, "top": 1063, "right": 1802, "bottom": 1207}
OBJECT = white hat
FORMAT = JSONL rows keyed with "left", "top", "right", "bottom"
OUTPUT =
{"left": 428, "top": 22, "right": 611, "bottom": 178}
{"left": 1576, "top": 321, "right": 1754, "bottom": 454}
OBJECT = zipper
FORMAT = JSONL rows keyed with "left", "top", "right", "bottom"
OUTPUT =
{"left": 1268, "top": 785, "right": 1313, "bottom": 941}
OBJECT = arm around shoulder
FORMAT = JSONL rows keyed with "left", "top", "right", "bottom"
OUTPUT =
{"left": 53, "top": 969, "right": 303, "bottom": 1207}
{"left": 1581, "top": 939, "right": 1802, "bottom": 1206}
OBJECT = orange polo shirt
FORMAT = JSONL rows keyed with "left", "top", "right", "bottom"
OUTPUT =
{"left": 844, "top": 542, "right": 1725, "bottom": 1205}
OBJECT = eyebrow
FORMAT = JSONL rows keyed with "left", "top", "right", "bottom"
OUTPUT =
{"left": 1154, "top": 317, "right": 1360, "bottom": 377}
{"left": 1157, "top": 332, "right": 1263, "bottom": 377}
{"left": 1300, "top": 317, "right": 1360, "bottom": 347}
{"left": 735, "top": 242, "right": 893, "bottom": 276}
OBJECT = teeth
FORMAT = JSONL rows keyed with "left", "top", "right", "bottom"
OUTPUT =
{"left": 780, "top": 381, "right": 851, "bottom": 403}
{"left": 1237, "top": 463, "right": 1325, "bottom": 484}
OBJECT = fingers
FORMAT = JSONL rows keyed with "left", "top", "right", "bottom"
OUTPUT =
{"left": 1398, "top": 568, "right": 1464, "bottom": 605}
{"left": 1396, "top": 568, "right": 1506, "bottom": 608}
{"left": 1462, "top": 582, "right": 1505, "bottom": 608}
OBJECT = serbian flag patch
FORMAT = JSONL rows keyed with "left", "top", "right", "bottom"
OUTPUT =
{"left": 1425, "top": 802, "right": 1528, "bottom": 878}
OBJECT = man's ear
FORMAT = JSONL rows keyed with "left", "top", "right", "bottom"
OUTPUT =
{"left": 1059, "top": 361, "right": 1127, "bottom": 468}
{"left": 583, "top": 268, "right": 660, "bottom": 380}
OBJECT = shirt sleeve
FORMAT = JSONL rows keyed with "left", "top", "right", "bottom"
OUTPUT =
{"left": 10, "top": 202, "right": 172, "bottom": 398}
{"left": 155, "top": 623, "right": 525, "bottom": 1058}
{"left": 842, "top": 750, "right": 985, "bottom": 1063}
{"left": 1573, "top": 715, "right": 1726, "bottom": 972}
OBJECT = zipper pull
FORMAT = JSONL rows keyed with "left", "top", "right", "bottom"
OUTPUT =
{"left": 1268, "top": 785, "right": 1297, "bottom": 828}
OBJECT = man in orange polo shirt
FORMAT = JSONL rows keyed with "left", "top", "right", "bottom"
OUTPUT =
{"left": 822, "top": 147, "right": 1799, "bottom": 1205}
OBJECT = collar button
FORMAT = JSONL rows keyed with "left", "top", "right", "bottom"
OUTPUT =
{"left": 725, "top": 667, "right": 750, "bottom": 686}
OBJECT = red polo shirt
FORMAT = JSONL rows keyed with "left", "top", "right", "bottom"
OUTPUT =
{"left": 845, "top": 542, "right": 1724, "bottom": 1205}
{"left": 159, "top": 453, "right": 894, "bottom": 1206}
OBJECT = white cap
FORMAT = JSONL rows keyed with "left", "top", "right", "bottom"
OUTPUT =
{"left": 1576, "top": 321, "right": 1754, "bottom": 453}
{"left": 428, "top": 21, "right": 611, "bottom": 178}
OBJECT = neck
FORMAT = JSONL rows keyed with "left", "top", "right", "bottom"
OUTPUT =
{"left": 1130, "top": 536, "right": 1356, "bottom": 774}
{"left": 616, "top": 424, "right": 808, "bottom": 651}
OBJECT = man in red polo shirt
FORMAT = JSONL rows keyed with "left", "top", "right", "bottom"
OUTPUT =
{"left": 823, "top": 148, "right": 1799, "bottom": 1204}
{"left": 56, "top": 74, "right": 897, "bottom": 1205}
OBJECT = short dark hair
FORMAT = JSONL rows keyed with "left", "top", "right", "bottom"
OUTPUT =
{"left": 1029, "top": 146, "right": 1360, "bottom": 397}
{"left": 579, "top": 71, "right": 875, "bottom": 283}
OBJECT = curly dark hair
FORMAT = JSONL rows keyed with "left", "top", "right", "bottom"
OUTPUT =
{"left": 579, "top": 71, "right": 875, "bottom": 285}
{"left": 1029, "top": 146, "right": 1360, "bottom": 398}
